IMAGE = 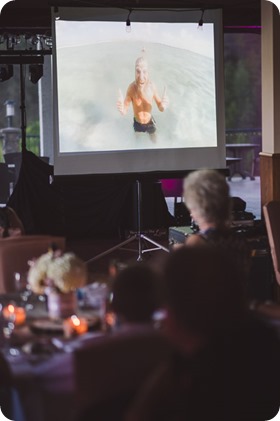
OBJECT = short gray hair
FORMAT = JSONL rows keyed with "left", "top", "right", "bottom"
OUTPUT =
{"left": 183, "top": 169, "right": 231, "bottom": 226}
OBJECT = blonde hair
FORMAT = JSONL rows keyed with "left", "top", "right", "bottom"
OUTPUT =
{"left": 135, "top": 48, "right": 148, "bottom": 67}
{"left": 135, "top": 56, "right": 148, "bottom": 68}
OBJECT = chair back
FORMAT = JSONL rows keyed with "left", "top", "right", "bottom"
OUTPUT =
{"left": 0, "top": 235, "right": 65, "bottom": 293}
{"left": 263, "top": 201, "right": 280, "bottom": 285}
{"left": 74, "top": 326, "right": 170, "bottom": 413}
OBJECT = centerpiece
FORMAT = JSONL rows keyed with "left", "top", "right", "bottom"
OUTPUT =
{"left": 27, "top": 246, "right": 88, "bottom": 319}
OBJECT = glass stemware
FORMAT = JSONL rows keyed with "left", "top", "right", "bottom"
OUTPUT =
{"left": 3, "top": 316, "right": 15, "bottom": 341}
{"left": 1, "top": 303, "right": 15, "bottom": 344}
{"left": 14, "top": 272, "right": 34, "bottom": 311}
{"left": 1, "top": 303, "right": 21, "bottom": 356}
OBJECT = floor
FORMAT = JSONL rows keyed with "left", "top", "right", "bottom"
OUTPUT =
{"left": 67, "top": 175, "right": 262, "bottom": 283}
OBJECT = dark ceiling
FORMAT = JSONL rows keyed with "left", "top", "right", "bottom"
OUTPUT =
{"left": 0, "top": 0, "right": 261, "bottom": 35}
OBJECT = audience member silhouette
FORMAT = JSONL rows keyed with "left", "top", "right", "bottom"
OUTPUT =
{"left": 78, "top": 262, "right": 169, "bottom": 421}
{"left": 125, "top": 246, "right": 280, "bottom": 421}
{"left": 111, "top": 261, "right": 161, "bottom": 328}
{"left": 183, "top": 168, "right": 251, "bottom": 282}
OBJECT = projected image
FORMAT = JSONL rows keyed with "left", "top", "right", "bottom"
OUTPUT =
{"left": 55, "top": 20, "right": 217, "bottom": 153}
{"left": 116, "top": 54, "right": 169, "bottom": 143}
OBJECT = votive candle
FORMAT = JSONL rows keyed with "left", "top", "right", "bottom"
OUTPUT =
{"left": 63, "top": 315, "right": 88, "bottom": 338}
{"left": 3, "top": 304, "right": 26, "bottom": 326}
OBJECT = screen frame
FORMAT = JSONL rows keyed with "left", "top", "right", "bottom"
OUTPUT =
{"left": 52, "top": 7, "right": 226, "bottom": 176}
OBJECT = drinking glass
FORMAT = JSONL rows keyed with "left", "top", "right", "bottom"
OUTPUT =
{"left": 3, "top": 316, "right": 15, "bottom": 341}
{"left": 14, "top": 272, "right": 34, "bottom": 311}
{"left": 1, "top": 304, "right": 20, "bottom": 356}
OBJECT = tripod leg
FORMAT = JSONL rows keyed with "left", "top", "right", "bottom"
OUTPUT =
{"left": 86, "top": 179, "right": 168, "bottom": 264}
{"left": 141, "top": 234, "right": 169, "bottom": 253}
{"left": 86, "top": 235, "right": 137, "bottom": 264}
{"left": 136, "top": 180, "right": 143, "bottom": 261}
{"left": 137, "top": 234, "right": 143, "bottom": 262}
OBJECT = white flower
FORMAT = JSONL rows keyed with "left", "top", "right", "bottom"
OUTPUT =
{"left": 27, "top": 250, "right": 88, "bottom": 294}
{"left": 47, "top": 253, "right": 87, "bottom": 293}
{"left": 27, "top": 251, "right": 54, "bottom": 294}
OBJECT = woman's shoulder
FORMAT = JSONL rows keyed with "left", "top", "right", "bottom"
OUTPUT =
{"left": 201, "top": 227, "right": 245, "bottom": 242}
{"left": 186, "top": 228, "right": 250, "bottom": 254}
{"left": 185, "top": 233, "right": 208, "bottom": 246}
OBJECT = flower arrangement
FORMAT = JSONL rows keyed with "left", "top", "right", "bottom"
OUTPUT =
{"left": 27, "top": 248, "right": 88, "bottom": 295}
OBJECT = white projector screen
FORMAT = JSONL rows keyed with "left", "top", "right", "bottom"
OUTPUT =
{"left": 52, "top": 7, "right": 226, "bottom": 175}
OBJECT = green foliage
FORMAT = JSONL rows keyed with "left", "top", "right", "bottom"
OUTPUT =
{"left": 0, "top": 120, "right": 40, "bottom": 162}
{"left": 26, "top": 120, "right": 40, "bottom": 155}
{"left": 224, "top": 33, "right": 261, "bottom": 131}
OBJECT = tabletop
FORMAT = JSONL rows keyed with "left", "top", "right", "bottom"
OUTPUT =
{"left": 226, "top": 143, "right": 258, "bottom": 180}
{"left": 226, "top": 143, "right": 258, "bottom": 148}
{"left": 0, "top": 290, "right": 106, "bottom": 421}
{"left": 0, "top": 288, "right": 166, "bottom": 421}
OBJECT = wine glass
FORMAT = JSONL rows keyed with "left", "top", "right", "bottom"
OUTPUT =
{"left": 3, "top": 314, "right": 15, "bottom": 341}
{"left": 1, "top": 303, "right": 21, "bottom": 356}
{"left": 14, "top": 272, "right": 34, "bottom": 311}
{"left": 1, "top": 304, "right": 15, "bottom": 346}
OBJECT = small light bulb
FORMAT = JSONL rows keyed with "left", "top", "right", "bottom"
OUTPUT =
{"left": 197, "top": 9, "right": 204, "bottom": 30}
{"left": 54, "top": 6, "right": 60, "bottom": 20}
{"left": 197, "top": 20, "right": 203, "bottom": 30}
{"left": 126, "top": 20, "right": 131, "bottom": 33}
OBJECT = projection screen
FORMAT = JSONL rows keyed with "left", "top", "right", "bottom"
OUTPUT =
{"left": 52, "top": 7, "right": 226, "bottom": 175}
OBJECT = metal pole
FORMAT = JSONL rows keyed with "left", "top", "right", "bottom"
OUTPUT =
{"left": 136, "top": 179, "right": 143, "bottom": 261}
{"left": 19, "top": 63, "right": 27, "bottom": 151}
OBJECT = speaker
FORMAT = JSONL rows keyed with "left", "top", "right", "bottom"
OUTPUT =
{"left": 231, "top": 196, "right": 246, "bottom": 211}
{"left": 174, "top": 202, "right": 191, "bottom": 226}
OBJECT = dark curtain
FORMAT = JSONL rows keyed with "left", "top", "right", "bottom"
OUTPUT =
{"left": 7, "top": 149, "right": 61, "bottom": 235}
{"left": 7, "top": 150, "right": 173, "bottom": 239}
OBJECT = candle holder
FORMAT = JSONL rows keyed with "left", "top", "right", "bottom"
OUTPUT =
{"left": 3, "top": 303, "right": 26, "bottom": 326}
{"left": 63, "top": 314, "right": 88, "bottom": 338}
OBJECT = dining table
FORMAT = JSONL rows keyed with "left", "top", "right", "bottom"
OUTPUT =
{"left": 226, "top": 143, "right": 259, "bottom": 180}
{"left": 0, "top": 289, "right": 107, "bottom": 421}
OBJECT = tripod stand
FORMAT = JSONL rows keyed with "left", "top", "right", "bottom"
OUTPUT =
{"left": 86, "top": 179, "right": 169, "bottom": 263}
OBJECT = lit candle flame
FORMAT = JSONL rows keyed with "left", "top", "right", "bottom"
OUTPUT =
{"left": 7, "top": 304, "right": 15, "bottom": 313}
{"left": 71, "top": 315, "right": 81, "bottom": 327}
